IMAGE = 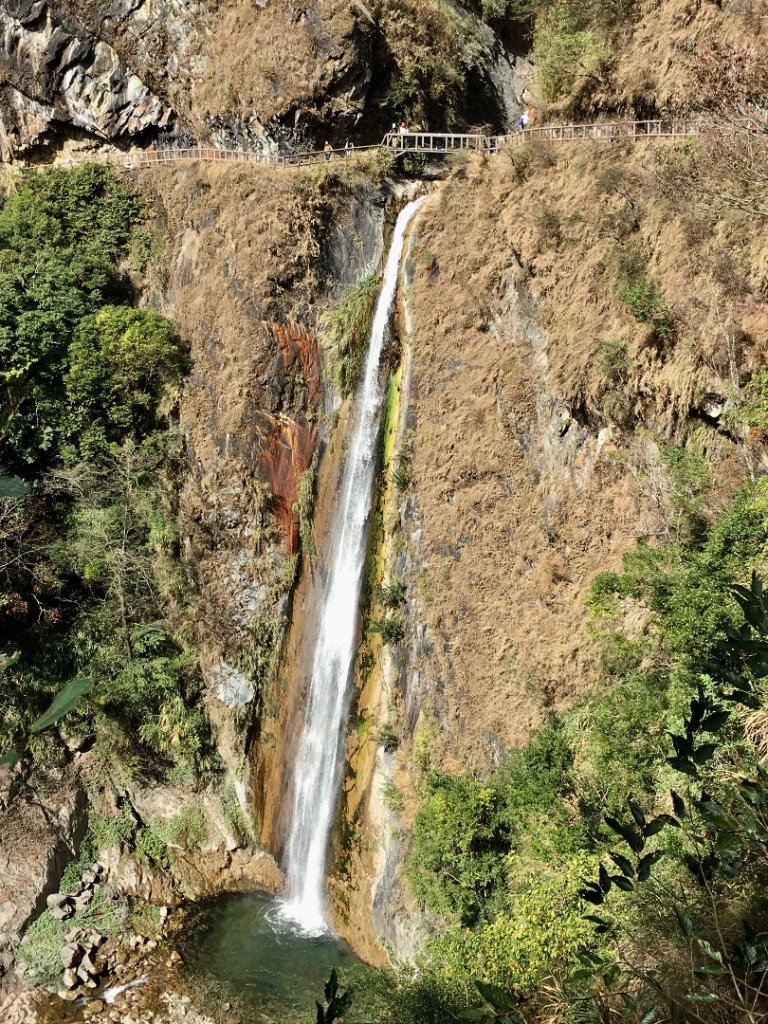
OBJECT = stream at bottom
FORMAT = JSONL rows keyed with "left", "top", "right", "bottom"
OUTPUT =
{"left": 179, "top": 892, "right": 359, "bottom": 1019}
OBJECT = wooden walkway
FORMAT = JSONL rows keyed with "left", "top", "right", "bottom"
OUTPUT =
{"left": 41, "top": 120, "right": 702, "bottom": 175}
{"left": 383, "top": 120, "right": 700, "bottom": 155}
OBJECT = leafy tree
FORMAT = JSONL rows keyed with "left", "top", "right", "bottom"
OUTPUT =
{"left": 65, "top": 307, "right": 188, "bottom": 461}
{"left": 407, "top": 772, "right": 511, "bottom": 925}
{"left": 0, "top": 165, "right": 145, "bottom": 473}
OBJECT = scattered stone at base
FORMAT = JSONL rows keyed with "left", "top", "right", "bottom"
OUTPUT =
{"left": 60, "top": 943, "right": 80, "bottom": 968}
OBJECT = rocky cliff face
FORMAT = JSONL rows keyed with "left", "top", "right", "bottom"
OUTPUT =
{"left": 0, "top": 0, "right": 530, "bottom": 159}
{"left": 0, "top": 0, "right": 176, "bottom": 158}
{"left": 132, "top": 161, "right": 389, "bottom": 835}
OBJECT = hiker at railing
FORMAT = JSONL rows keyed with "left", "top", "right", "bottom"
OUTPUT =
{"left": 323, "top": 141, "right": 333, "bottom": 162}
{"left": 344, "top": 139, "right": 354, "bottom": 158}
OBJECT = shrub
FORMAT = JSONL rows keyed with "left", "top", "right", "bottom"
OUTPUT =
{"left": 378, "top": 577, "right": 405, "bottom": 608}
{"left": 322, "top": 275, "right": 379, "bottom": 396}
{"left": 617, "top": 277, "right": 674, "bottom": 341}
{"left": 431, "top": 859, "right": 598, "bottom": 992}
{"left": 406, "top": 772, "right": 511, "bottom": 925}
{"left": 532, "top": 3, "right": 608, "bottom": 102}
{"left": 0, "top": 165, "right": 145, "bottom": 473}
{"left": 393, "top": 434, "right": 413, "bottom": 493}
{"left": 65, "top": 306, "right": 187, "bottom": 461}
{"left": 370, "top": 615, "right": 405, "bottom": 645}
{"left": 293, "top": 467, "right": 316, "bottom": 560}
{"left": 378, "top": 720, "right": 400, "bottom": 752}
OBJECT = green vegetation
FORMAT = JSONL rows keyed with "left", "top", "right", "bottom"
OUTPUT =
{"left": 531, "top": 3, "right": 608, "bottom": 102}
{"left": 0, "top": 165, "right": 145, "bottom": 473}
{"left": 294, "top": 467, "right": 316, "bottom": 560}
{"left": 135, "top": 806, "right": 208, "bottom": 866}
{"left": 370, "top": 615, "right": 405, "bottom": 645}
{"left": 392, "top": 434, "right": 413, "bottom": 493}
{"left": 0, "top": 166, "right": 210, "bottom": 781}
{"left": 321, "top": 275, "right": 379, "bottom": 397}
{"left": 17, "top": 887, "right": 130, "bottom": 987}
{"left": 617, "top": 277, "right": 674, "bottom": 341}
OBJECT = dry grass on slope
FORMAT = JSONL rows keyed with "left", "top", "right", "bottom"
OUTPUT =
{"left": 402, "top": 137, "right": 766, "bottom": 770}
{"left": 185, "top": 0, "right": 370, "bottom": 135}
{"left": 557, "top": 0, "right": 768, "bottom": 118}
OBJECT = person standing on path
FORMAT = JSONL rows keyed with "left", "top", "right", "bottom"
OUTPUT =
{"left": 344, "top": 139, "right": 354, "bottom": 158}
{"left": 324, "top": 141, "right": 333, "bottom": 162}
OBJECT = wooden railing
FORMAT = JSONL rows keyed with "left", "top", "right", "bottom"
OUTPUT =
{"left": 384, "top": 121, "right": 701, "bottom": 154}
{"left": 34, "top": 120, "right": 704, "bottom": 177}
{"left": 107, "top": 142, "right": 385, "bottom": 170}
{"left": 383, "top": 132, "right": 498, "bottom": 153}
{"left": 513, "top": 120, "right": 700, "bottom": 144}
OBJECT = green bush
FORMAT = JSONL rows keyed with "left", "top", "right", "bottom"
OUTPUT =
{"left": 617, "top": 277, "right": 674, "bottom": 341}
{"left": 407, "top": 772, "right": 511, "bottom": 925}
{"left": 65, "top": 306, "right": 187, "bottom": 461}
{"left": 322, "top": 275, "right": 379, "bottom": 396}
{"left": 370, "top": 615, "right": 405, "bottom": 645}
{"left": 378, "top": 577, "right": 405, "bottom": 609}
{"left": 0, "top": 166, "right": 208, "bottom": 783}
{"left": 0, "top": 165, "right": 145, "bottom": 473}
{"left": 293, "top": 467, "right": 316, "bottom": 560}
{"left": 531, "top": 2, "right": 608, "bottom": 101}
{"left": 431, "top": 859, "right": 598, "bottom": 992}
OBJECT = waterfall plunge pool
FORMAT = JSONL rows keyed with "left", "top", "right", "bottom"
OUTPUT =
{"left": 179, "top": 892, "right": 360, "bottom": 1019}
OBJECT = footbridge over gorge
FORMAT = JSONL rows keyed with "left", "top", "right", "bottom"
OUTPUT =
{"left": 68, "top": 119, "right": 703, "bottom": 173}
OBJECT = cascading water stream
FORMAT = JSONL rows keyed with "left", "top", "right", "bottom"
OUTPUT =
{"left": 279, "top": 196, "right": 426, "bottom": 936}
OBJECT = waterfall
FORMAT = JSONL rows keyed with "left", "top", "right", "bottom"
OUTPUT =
{"left": 279, "top": 197, "right": 426, "bottom": 936}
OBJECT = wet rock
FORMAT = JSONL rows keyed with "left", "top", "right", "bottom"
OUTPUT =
{"left": 57, "top": 988, "right": 80, "bottom": 1002}
{"left": 86, "top": 999, "right": 104, "bottom": 1013}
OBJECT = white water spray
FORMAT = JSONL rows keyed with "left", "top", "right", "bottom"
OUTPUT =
{"left": 280, "top": 197, "right": 426, "bottom": 935}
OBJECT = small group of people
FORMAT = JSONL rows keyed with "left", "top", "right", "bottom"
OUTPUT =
{"left": 323, "top": 139, "right": 355, "bottom": 161}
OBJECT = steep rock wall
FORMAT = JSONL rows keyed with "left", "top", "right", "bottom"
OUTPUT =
{"left": 132, "top": 161, "right": 389, "bottom": 844}
{"left": 0, "top": 0, "right": 531, "bottom": 158}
